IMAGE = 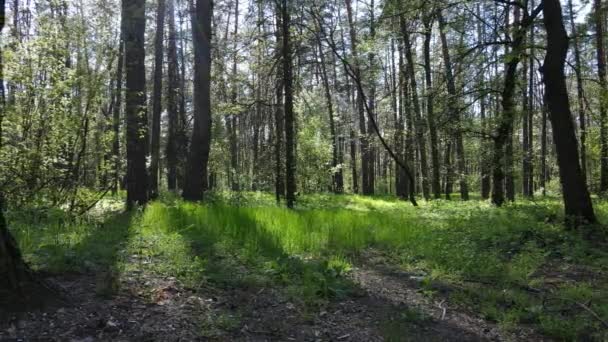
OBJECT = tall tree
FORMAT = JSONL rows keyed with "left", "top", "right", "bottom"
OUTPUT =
{"left": 568, "top": 0, "right": 587, "bottom": 183}
{"left": 183, "top": 0, "right": 213, "bottom": 201}
{"left": 228, "top": 0, "right": 240, "bottom": 191}
{"left": 166, "top": 0, "right": 179, "bottom": 191}
{"left": 345, "top": 0, "right": 371, "bottom": 195}
{"left": 541, "top": 0, "right": 596, "bottom": 225}
{"left": 281, "top": 0, "right": 296, "bottom": 208}
{"left": 423, "top": 11, "right": 441, "bottom": 199}
{"left": 150, "top": 0, "right": 166, "bottom": 199}
{"left": 595, "top": 0, "right": 608, "bottom": 193}
{"left": 438, "top": 10, "right": 468, "bottom": 200}
{"left": 402, "top": 16, "right": 430, "bottom": 200}
{"left": 123, "top": 0, "right": 149, "bottom": 208}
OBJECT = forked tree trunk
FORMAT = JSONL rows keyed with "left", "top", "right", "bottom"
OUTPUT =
{"left": 541, "top": 0, "right": 597, "bottom": 226}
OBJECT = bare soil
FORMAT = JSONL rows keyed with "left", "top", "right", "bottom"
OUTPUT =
{"left": 0, "top": 249, "right": 551, "bottom": 341}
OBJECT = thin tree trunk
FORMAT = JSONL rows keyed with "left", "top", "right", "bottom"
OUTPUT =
{"left": 317, "top": 36, "right": 343, "bottom": 193}
{"left": 423, "top": 13, "right": 441, "bottom": 199}
{"left": 568, "top": 0, "right": 587, "bottom": 183}
{"left": 541, "top": 0, "right": 596, "bottom": 225}
{"left": 183, "top": 0, "right": 213, "bottom": 201}
{"left": 150, "top": 0, "right": 166, "bottom": 199}
{"left": 166, "top": 0, "right": 179, "bottom": 191}
{"left": 596, "top": 0, "right": 608, "bottom": 192}
{"left": 281, "top": 0, "right": 296, "bottom": 208}
{"left": 345, "top": 0, "right": 370, "bottom": 195}
{"left": 229, "top": 0, "right": 239, "bottom": 191}
{"left": 438, "top": 11, "right": 468, "bottom": 200}
{"left": 402, "top": 16, "right": 430, "bottom": 200}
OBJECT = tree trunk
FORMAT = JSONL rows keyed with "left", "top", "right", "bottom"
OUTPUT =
{"left": 274, "top": 15, "right": 285, "bottom": 203}
{"left": 596, "top": 0, "right": 608, "bottom": 193}
{"left": 541, "top": 0, "right": 596, "bottom": 225}
{"left": 150, "top": 0, "right": 166, "bottom": 199}
{"left": 229, "top": 0, "right": 240, "bottom": 191}
{"left": 366, "top": 0, "right": 376, "bottom": 195}
{"left": 345, "top": 0, "right": 370, "bottom": 195}
{"left": 123, "top": 0, "right": 149, "bottom": 208}
{"left": 281, "top": 0, "right": 296, "bottom": 208}
{"left": 166, "top": 0, "right": 179, "bottom": 191}
{"left": 402, "top": 16, "right": 430, "bottom": 200}
{"left": 423, "top": 13, "right": 441, "bottom": 199}
{"left": 183, "top": 0, "right": 213, "bottom": 201}
{"left": 438, "top": 11, "right": 468, "bottom": 200}
{"left": 317, "top": 36, "right": 343, "bottom": 193}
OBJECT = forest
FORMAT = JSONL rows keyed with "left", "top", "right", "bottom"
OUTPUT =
{"left": 0, "top": 0, "right": 607, "bottom": 340}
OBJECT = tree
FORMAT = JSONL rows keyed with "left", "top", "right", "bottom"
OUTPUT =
{"left": 166, "top": 0, "right": 179, "bottom": 191}
{"left": 438, "top": 10, "right": 468, "bottom": 200}
{"left": 281, "top": 0, "right": 297, "bottom": 208}
{"left": 541, "top": 0, "right": 597, "bottom": 225}
{"left": 123, "top": 0, "right": 149, "bottom": 209}
{"left": 596, "top": 0, "right": 608, "bottom": 193}
{"left": 183, "top": 0, "right": 213, "bottom": 201}
{"left": 150, "top": 0, "right": 166, "bottom": 199}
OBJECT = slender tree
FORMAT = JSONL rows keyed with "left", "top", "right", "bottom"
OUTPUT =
{"left": 166, "top": 0, "right": 179, "bottom": 191}
{"left": 150, "top": 0, "right": 166, "bottom": 199}
{"left": 281, "top": 0, "right": 297, "bottom": 208}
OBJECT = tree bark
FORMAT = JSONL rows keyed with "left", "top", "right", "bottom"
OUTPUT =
{"left": 183, "top": 0, "right": 213, "bottom": 201}
{"left": 345, "top": 0, "right": 370, "bottom": 195}
{"left": 166, "top": 0, "right": 179, "bottom": 191}
{"left": 228, "top": 0, "right": 240, "bottom": 191}
{"left": 568, "top": 0, "right": 587, "bottom": 185}
{"left": 123, "top": 0, "right": 149, "bottom": 208}
{"left": 596, "top": 0, "right": 608, "bottom": 193}
{"left": 150, "top": 0, "right": 166, "bottom": 199}
{"left": 423, "top": 13, "right": 441, "bottom": 199}
{"left": 541, "top": 0, "right": 596, "bottom": 225}
{"left": 281, "top": 0, "right": 296, "bottom": 208}
{"left": 401, "top": 16, "right": 430, "bottom": 200}
{"left": 437, "top": 11, "right": 468, "bottom": 200}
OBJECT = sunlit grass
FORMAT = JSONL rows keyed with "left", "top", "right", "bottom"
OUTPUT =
{"left": 6, "top": 192, "right": 608, "bottom": 340}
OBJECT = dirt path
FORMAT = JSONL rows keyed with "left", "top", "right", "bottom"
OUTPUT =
{"left": 0, "top": 250, "right": 550, "bottom": 341}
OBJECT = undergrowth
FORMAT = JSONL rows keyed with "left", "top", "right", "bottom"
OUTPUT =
{"left": 7, "top": 192, "right": 608, "bottom": 340}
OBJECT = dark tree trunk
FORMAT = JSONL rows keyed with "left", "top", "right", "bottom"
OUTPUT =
{"left": 345, "top": 0, "right": 370, "bottom": 195}
{"left": 568, "top": 0, "right": 587, "bottom": 184}
{"left": 317, "top": 36, "right": 343, "bottom": 193}
{"left": 366, "top": 0, "right": 377, "bottom": 195}
{"left": 111, "top": 28, "right": 124, "bottom": 195}
{"left": 183, "top": 0, "right": 213, "bottom": 201}
{"left": 423, "top": 13, "right": 441, "bottom": 199}
{"left": 281, "top": 0, "right": 296, "bottom": 208}
{"left": 438, "top": 11, "right": 468, "bottom": 200}
{"left": 596, "top": 0, "right": 608, "bottom": 193}
{"left": 123, "top": 0, "right": 149, "bottom": 208}
{"left": 402, "top": 16, "right": 430, "bottom": 200}
{"left": 229, "top": 0, "right": 239, "bottom": 191}
{"left": 150, "top": 0, "right": 166, "bottom": 199}
{"left": 166, "top": 0, "right": 179, "bottom": 191}
{"left": 541, "top": 0, "right": 596, "bottom": 225}
{"left": 274, "top": 15, "right": 285, "bottom": 203}
{"left": 477, "top": 4, "right": 491, "bottom": 199}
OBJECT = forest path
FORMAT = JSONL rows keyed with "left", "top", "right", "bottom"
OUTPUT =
{"left": 1, "top": 249, "right": 549, "bottom": 341}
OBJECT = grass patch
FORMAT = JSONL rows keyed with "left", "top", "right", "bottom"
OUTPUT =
{"left": 6, "top": 192, "right": 608, "bottom": 340}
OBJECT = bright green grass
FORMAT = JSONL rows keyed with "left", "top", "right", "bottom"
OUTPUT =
{"left": 7, "top": 192, "right": 608, "bottom": 340}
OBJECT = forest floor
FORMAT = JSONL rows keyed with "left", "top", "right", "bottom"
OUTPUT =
{"left": 1, "top": 192, "right": 607, "bottom": 341}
